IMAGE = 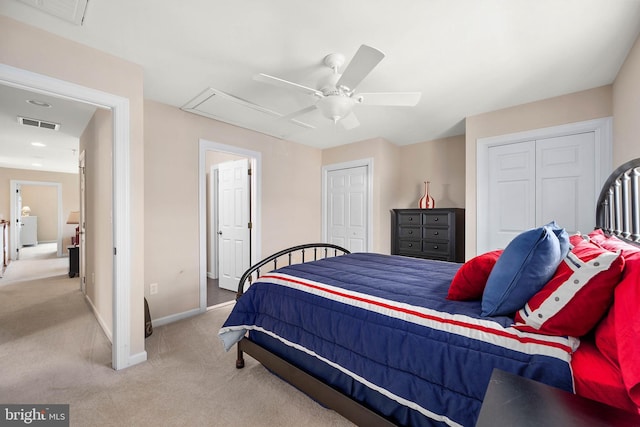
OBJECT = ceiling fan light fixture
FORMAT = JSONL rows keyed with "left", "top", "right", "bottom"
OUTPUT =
{"left": 317, "top": 96, "right": 355, "bottom": 123}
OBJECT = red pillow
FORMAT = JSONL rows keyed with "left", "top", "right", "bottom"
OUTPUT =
{"left": 589, "top": 230, "right": 640, "bottom": 259}
{"left": 447, "top": 250, "right": 502, "bottom": 301}
{"left": 569, "top": 233, "right": 587, "bottom": 246}
{"left": 514, "top": 240, "right": 624, "bottom": 337}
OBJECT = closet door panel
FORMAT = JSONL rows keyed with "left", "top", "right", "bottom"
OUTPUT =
{"left": 487, "top": 141, "right": 536, "bottom": 250}
{"left": 536, "top": 132, "right": 596, "bottom": 234}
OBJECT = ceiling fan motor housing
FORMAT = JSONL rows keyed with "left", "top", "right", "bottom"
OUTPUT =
{"left": 317, "top": 95, "right": 355, "bottom": 123}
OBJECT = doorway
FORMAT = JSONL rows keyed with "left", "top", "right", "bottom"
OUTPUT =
{"left": 10, "top": 180, "right": 64, "bottom": 260}
{"left": 199, "top": 139, "right": 261, "bottom": 311}
{"left": 0, "top": 63, "right": 139, "bottom": 369}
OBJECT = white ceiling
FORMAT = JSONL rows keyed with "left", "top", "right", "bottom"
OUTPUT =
{"left": 0, "top": 84, "right": 96, "bottom": 173}
{"left": 2, "top": 0, "right": 640, "bottom": 170}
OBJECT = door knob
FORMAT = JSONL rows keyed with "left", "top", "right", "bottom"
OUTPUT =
{"left": 218, "top": 231, "right": 223, "bottom": 235}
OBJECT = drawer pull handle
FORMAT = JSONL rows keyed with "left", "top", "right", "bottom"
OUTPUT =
{"left": 433, "top": 245, "right": 439, "bottom": 249}
{"left": 409, "top": 217, "right": 413, "bottom": 221}
{"left": 433, "top": 231, "right": 439, "bottom": 235}
{"left": 434, "top": 218, "right": 439, "bottom": 221}
{"left": 408, "top": 243, "right": 413, "bottom": 247}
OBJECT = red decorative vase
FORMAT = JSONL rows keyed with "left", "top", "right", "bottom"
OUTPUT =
{"left": 418, "top": 181, "right": 435, "bottom": 209}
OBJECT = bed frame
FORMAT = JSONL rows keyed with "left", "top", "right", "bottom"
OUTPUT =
{"left": 232, "top": 158, "right": 640, "bottom": 426}
{"left": 233, "top": 243, "right": 397, "bottom": 426}
{"left": 596, "top": 158, "right": 640, "bottom": 243}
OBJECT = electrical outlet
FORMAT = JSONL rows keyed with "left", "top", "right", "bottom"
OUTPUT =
{"left": 149, "top": 283, "right": 158, "bottom": 295}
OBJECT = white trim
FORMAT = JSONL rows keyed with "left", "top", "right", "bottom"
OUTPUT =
{"left": 476, "top": 117, "right": 613, "bottom": 254}
{"left": 198, "top": 139, "right": 262, "bottom": 312}
{"left": 9, "top": 180, "right": 63, "bottom": 259}
{"left": 151, "top": 308, "right": 202, "bottom": 328}
{"left": 0, "top": 63, "right": 143, "bottom": 370}
{"left": 321, "top": 158, "right": 374, "bottom": 252}
{"left": 85, "top": 294, "right": 113, "bottom": 342}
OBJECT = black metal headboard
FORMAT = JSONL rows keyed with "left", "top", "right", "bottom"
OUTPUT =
{"left": 596, "top": 158, "right": 640, "bottom": 244}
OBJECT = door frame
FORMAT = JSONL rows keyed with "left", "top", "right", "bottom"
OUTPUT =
{"left": 0, "top": 63, "right": 139, "bottom": 370}
{"left": 208, "top": 165, "right": 219, "bottom": 280}
{"left": 476, "top": 117, "right": 613, "bottom": 253}
{"left": 198, "top": 139, "right": 261, "bottom": 311}
{"left": 9, "top": 180, "right": 63, "bottom": 259}
{"left": 321, "top": 158, "right": 374, "bottom": 252}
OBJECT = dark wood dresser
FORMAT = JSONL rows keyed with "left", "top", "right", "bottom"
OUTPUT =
{"left": 391, "top": 208, "right": 465, "bottom": 262}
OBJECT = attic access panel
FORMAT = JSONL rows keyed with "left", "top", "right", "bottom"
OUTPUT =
{"left": 181, "top": 88, "right": 314, "bottom": 140}
{"left": 17, "top": 0, "right": 89, "bottom": 25}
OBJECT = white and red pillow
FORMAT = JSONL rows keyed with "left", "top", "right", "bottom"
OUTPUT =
{"left": 514, "top": 239, "right": 625, "bottom": 337}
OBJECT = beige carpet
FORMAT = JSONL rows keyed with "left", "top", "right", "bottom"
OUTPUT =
{"left": 0, "top": 263, "right": 354, "bottom": 426}
{"left": 1, "top": 244, "right": 67, "bottom": 284}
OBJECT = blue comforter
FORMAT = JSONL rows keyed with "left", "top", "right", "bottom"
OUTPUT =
{"left": 219, "top": 253, "right": 577, "bottom": 427}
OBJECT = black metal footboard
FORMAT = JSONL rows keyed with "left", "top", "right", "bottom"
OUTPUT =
{"left": 234, "top": 243, "right": 349, "bottom": 369}
{"left": 235, "top": 243, "right": 350, "bottom": 298}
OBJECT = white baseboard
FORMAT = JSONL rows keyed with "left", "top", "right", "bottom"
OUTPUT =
{"left": 151, "top": 307, "right": 202, "bottom": 328}
{"left": 85, "top": 294, "right": 113, "bottom": 343}
{"left": 207, "top": 272, "right": 217, "bottom": 280}
{"left": 128, "top": 350, "right": 148, "bottom": 367}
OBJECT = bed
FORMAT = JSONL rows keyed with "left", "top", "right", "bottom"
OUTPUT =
{"left": 219, "top": 158, "right": 640, "bottom": 426}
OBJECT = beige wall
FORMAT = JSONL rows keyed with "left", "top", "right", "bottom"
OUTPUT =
{"left": 20, "top": 185, "right": 57, "bottom": 242}
{"left": 1, "top": 16, "right": 146, "bottom": 359}
{"left": 0, "top": 167, "right": 79, "bottom": 248}
{"left": 613, "top": 31, "right": 640, "bottom": 167}
{"left": 144, "top": 100, "right": 322, "bottom": 320}
{"left": 465, "top": 85, "right": 613, "bottom": 259}
{"left": 80, "top": 108, "right": 113, "bottom": 335}
{"left": 321, "top": 135, "right": 466, "bottom": 255}
{"left": 398, "top": 135, "right": 466, "bottom": 210}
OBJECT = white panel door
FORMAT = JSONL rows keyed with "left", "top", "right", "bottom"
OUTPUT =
{"left": 536, "top": 132, "right": 596, "bottom": 234}
{"left": 218, "top": 159, "right": 250, "bottom": 291}
{"left": 327, "top": 166, "right": 368, "bottom": 253}
{"left": 485, "top": 133, "right": 596, "bottom": 252}
{"left": 487, "top": 141, "right": 536, "bottom": 251}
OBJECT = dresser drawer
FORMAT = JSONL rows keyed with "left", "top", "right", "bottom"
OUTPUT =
{"left": 422, "top": 241, "right": 450, "bottom": 258}
{"left": 423, "top": 227, "right": 449, "bottom": 241}
{"left": 397, "top": 240, "right": 422, "bottom": 252}
{"left": 397, "top": 212, "right": 423, "bottom": 225}
{"left": 423, "top": 213, "right": 450, "bottom": 226}
{"left": 398, "top": 226, "right": 421, "bottom": 238}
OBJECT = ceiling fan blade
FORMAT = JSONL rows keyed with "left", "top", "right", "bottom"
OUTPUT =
{"left": 340, "top": 112, "right": 360, "bottom": 130}
{"left": 356, "top": 92, "right": 422, "bottom": 106}
{"left": 254, "top": 73, "right": 323, "bottom": 97}
{"left": 336, "top": 45, "right": 385, "bottom": 91}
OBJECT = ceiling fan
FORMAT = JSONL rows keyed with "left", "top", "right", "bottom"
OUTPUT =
{"left": 254, "top": 45, "right": 422, "bottom": 130}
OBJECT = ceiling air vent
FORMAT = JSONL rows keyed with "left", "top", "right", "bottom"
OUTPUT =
{"left": 18, "top": 116, "right": 61, "bottom": 131}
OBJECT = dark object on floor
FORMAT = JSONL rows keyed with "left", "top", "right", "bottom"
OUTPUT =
{"left": 68, "top": 245, "right": 79, "bottom": 278}
{"left": 144, "top": 297, "right": 152, "bottom": 338}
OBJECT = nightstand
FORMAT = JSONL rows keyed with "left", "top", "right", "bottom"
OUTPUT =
{"left": 476, "top": 369, "right": 640, "bottom": 426}
{"left": 68, "top": 245, "right": 79, "bottom": 278}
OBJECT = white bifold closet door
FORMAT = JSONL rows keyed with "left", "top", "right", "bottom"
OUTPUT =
{"left": 486, "top": 132, "right": 596, "bottom": 252}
